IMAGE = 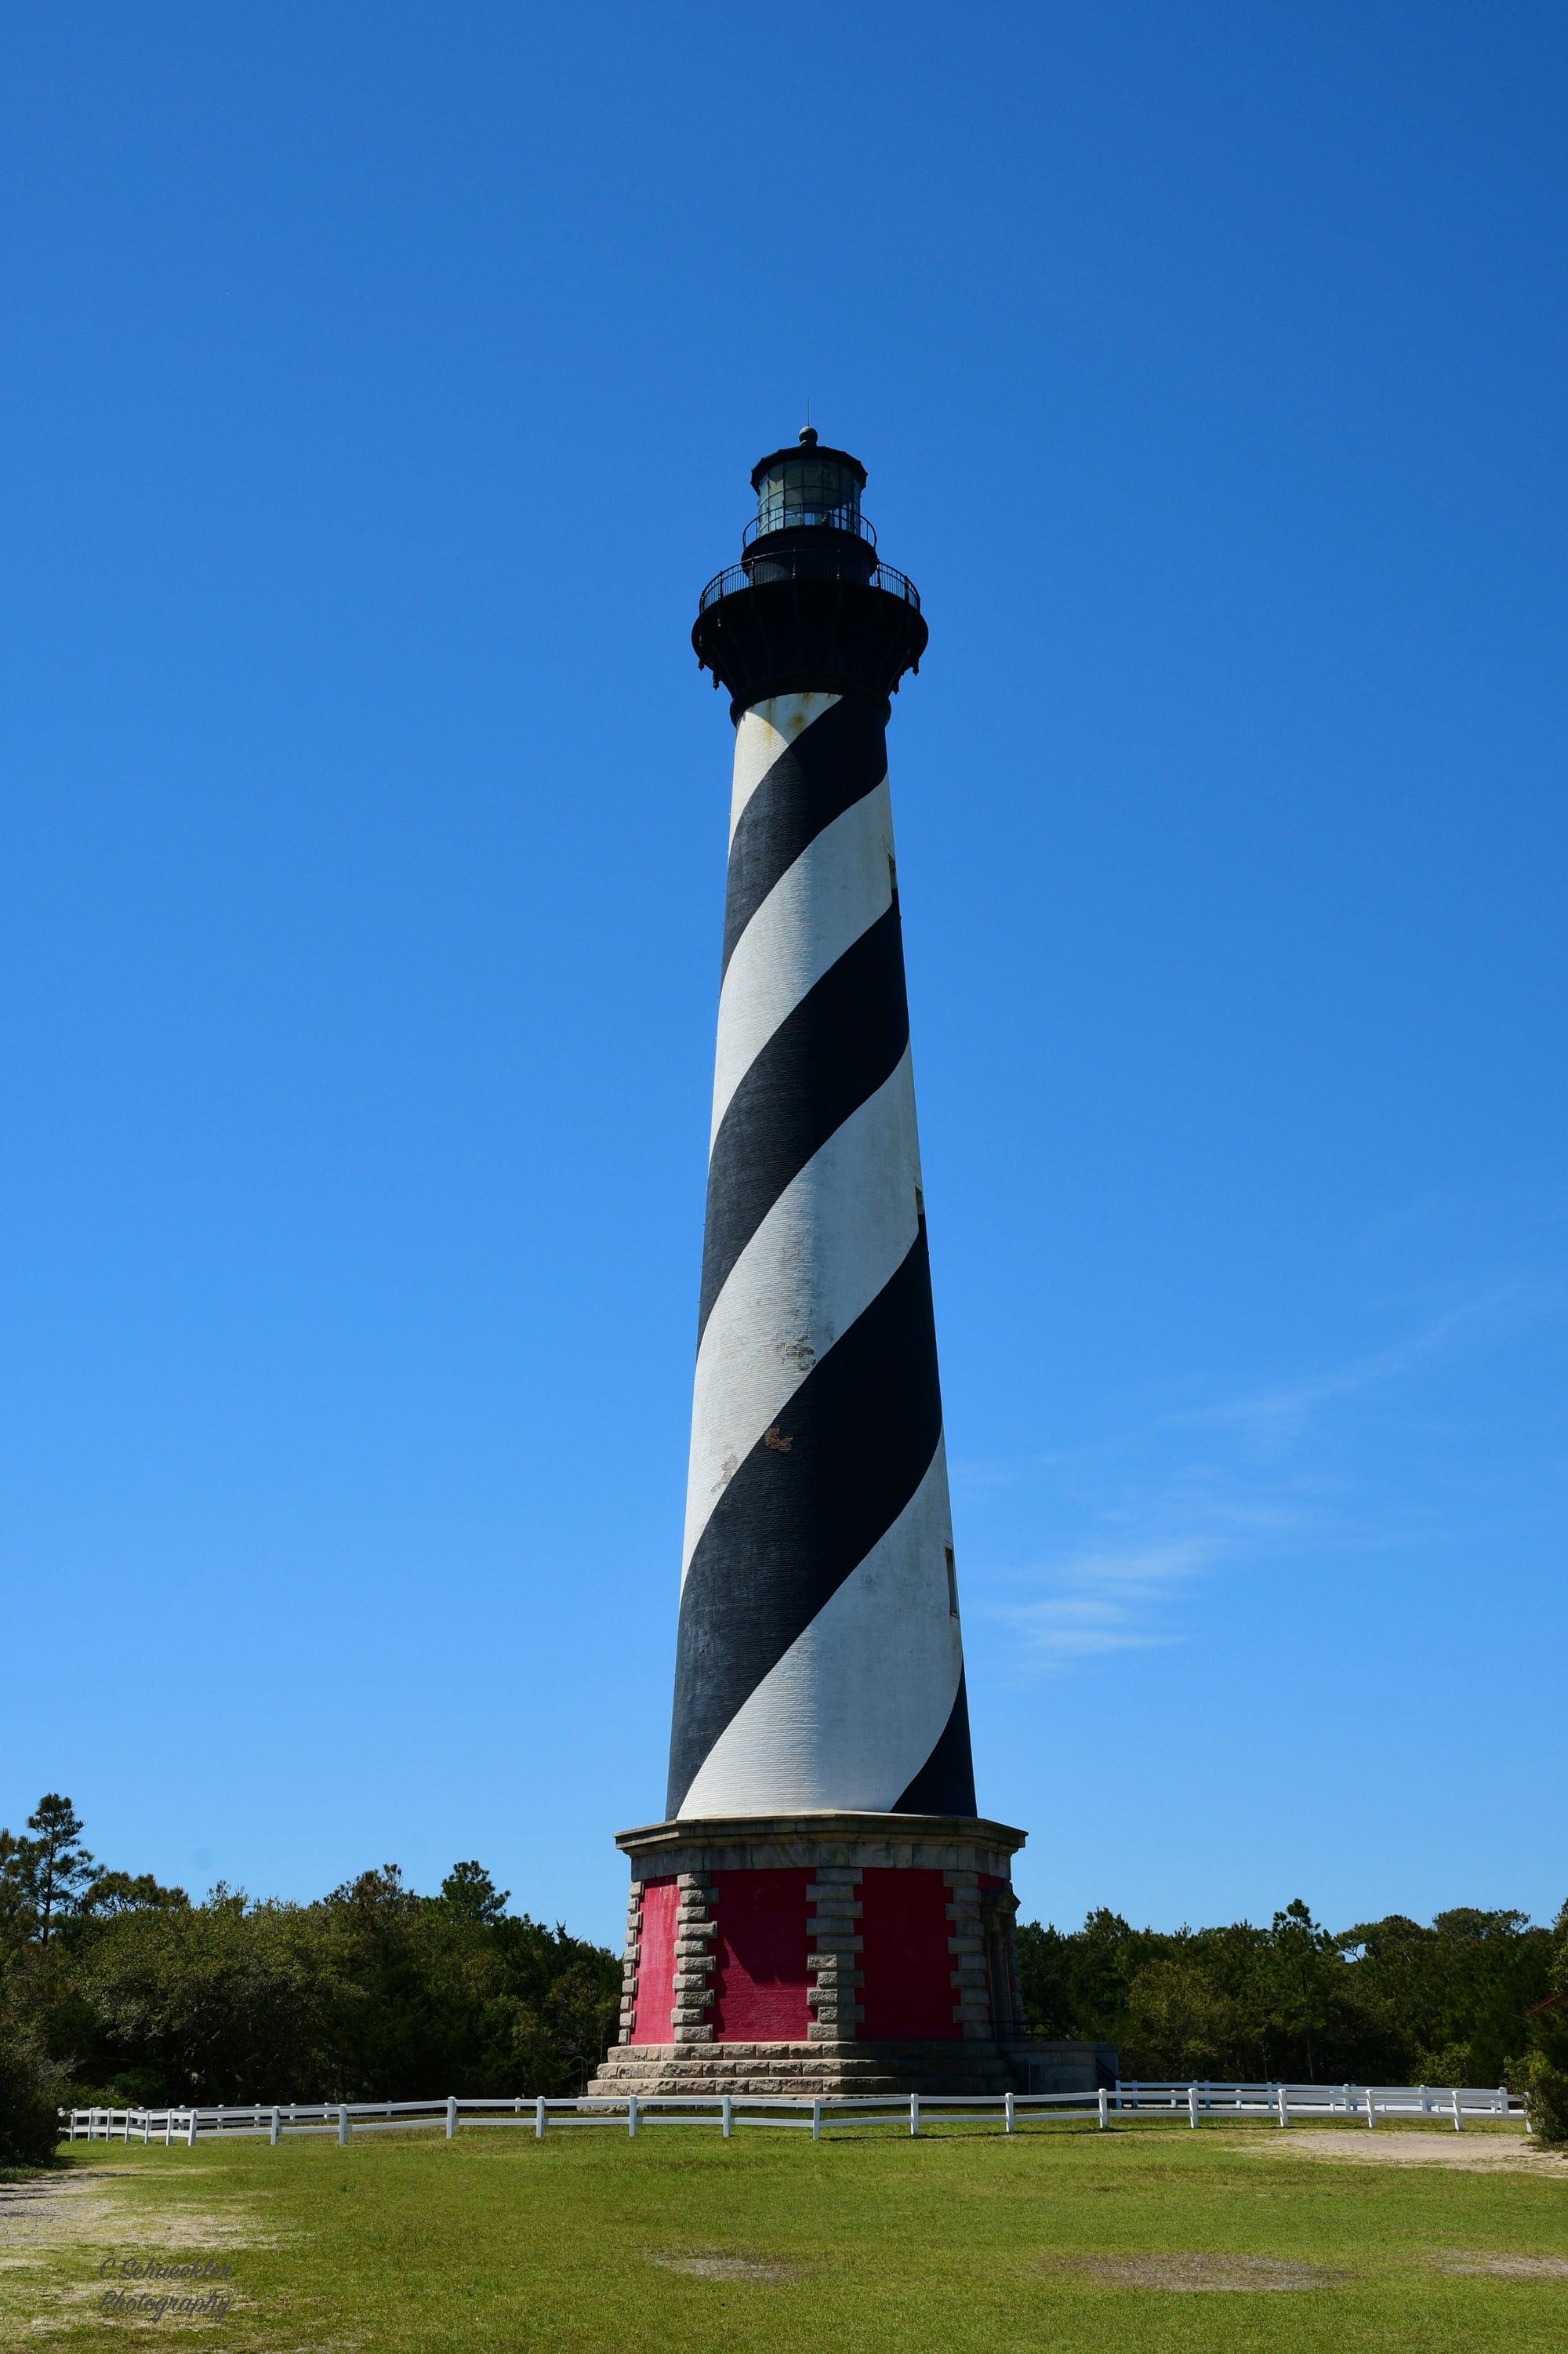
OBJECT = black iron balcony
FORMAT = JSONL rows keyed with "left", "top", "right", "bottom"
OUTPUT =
{"left": 699, "top": 556, "right": 920, "bottom": 616}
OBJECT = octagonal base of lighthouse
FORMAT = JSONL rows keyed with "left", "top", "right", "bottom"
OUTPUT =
{"left": 586, "top": 1812, "right": 1028, "bottom": 2100}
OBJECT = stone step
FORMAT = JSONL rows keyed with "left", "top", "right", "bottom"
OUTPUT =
{"left": 586, "top": 2037, "right": 1018, "bottom": 2101}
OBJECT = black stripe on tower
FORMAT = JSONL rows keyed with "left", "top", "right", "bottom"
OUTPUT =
{"left": 669, "top": 1226, "right": 945, "bottom": 1817}
{"left": 699, "top": 904, "right": 909, "bottom": 1343}
{"left": 721, "top": 695, "right": 888, "bottom": 979}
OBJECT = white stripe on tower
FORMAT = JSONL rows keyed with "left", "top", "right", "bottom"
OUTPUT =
{"left": 682, "top": 1051, "right": 920, "bottom": 1577}
{"left": 666, "top": 690, "right": 975, "bottom": 1822}
{"left": 726, "top": 690, "right": 840, "bottom": 843}
{"left": 709, "top": 781, "right": 894, "bottom": 1142}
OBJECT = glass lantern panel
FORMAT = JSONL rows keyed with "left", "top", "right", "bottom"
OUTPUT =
{"left": 756, "top": 458, "right": 861, "bottom": 531}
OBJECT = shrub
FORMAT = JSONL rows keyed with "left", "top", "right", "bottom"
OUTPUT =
{"left": 1519, "top": 2051, "right": 1568, "bottom": 2146}
{"left": 0, "top": 2009, "right": 64, "bottom": 2167}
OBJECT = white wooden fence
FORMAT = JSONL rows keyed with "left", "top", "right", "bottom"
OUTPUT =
{"left": 62, "top": 2078, "right": 1530, "bottom": 2148}
{"left": 1108, "top": 2080, "right": 1523, "bottom": 2131}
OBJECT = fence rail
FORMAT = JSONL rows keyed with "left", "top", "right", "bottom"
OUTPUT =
{"left": 61, "top": 2079, "right": 1531, "bottom": 2149}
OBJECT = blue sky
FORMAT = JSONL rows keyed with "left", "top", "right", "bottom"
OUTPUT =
{"left": 2, "top": 2, "right": 1563, "bottom": 1948}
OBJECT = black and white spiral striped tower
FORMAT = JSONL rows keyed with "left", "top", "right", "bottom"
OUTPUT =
{"left": 671, "top": 447, "right": 970, "bottom": 1825}
{"left": 593, "top": 433, "right": 1026, "bottom": 2103}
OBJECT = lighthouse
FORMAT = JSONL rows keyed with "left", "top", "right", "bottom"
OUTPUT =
{"left": 590, "top": 432, "right": 1026, "bottom": 2100}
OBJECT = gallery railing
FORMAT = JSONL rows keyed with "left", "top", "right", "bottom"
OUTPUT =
{"left": 698, "top": 557, "right": 921, "bottom": 615}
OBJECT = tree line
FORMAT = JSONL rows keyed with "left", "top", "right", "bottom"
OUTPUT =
{"left": 1017, "top": 1895, "right": 1566, "bottom": 2097}
{"left": 0, "top": 1796, "right": 620, "bottom": 2162}
{"left": 3, "top": 1794, "right": 1563, "bottom": 2163}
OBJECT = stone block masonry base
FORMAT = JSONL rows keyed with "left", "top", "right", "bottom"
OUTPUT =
{"left": 586, "top": 1811, "right": 1026, "bottom": 2101}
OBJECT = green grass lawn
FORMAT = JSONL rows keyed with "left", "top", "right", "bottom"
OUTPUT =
{"left": 4, "top": 2119, "right": 1566, "bottom": 2352}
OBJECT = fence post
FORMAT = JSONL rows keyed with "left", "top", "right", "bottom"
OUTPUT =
{"left": 1452, "top": 2089, "right": 1463, "bottom": 2134}
{"left": 1188, "top": 2083, "right": 1199, "bottom": 2131}
{"left": 445, "top": 2097, "right": 457, "bottom": 2141}
{"left": 909, "top": 2092, "right": 920, "bottom": 2138}
{"left": 338, "top": 2105, "right": 349, "bottom": 2147}
{"left": 1004, "top": 2091, "right": 1014, "bottom": 2136}
{"left": 1276, "top": 2084, "right": 1288, "bottom": 2129}
{"left": 811, "top": 2099, "right": 822, "bottom": 2142}
{"left": 270, "top": 2109, "right": 280, "bottom": 2147}
{"left": 1367, "top": 2086, "right": 1376, "bottom": 2131}
{"left": 628, "top": 2094, "right": 638, "bottom": 2140}
{"left": 187, "top": 2112, "right": 197, "bottom": 2149}
{"left": 721, "top": 2096, "right": 731, "bottom": 2140}
{"left": 1098, "top": 2087, "right": 1108, "bottom": 2131}
{"left": 535, "top": 2095, "right": 546, "bottom": 2141}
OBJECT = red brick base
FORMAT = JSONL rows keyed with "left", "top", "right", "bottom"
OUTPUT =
{"left": 593, "top": 1810, "right": 1026, "bottom": 2099}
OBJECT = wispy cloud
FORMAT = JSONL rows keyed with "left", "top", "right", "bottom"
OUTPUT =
{"left": 991, "top": 1538, "right": 1207, "bottom": 1660}
{"left": 984, "top": 1495, "right": 1312, "bottom": 1667}
{"left": 1174, "top": 1288, "right": 1523, "bottom": 1444}
{"left": 964, "top": 1284, "right": 1534, "bottom": 1675}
